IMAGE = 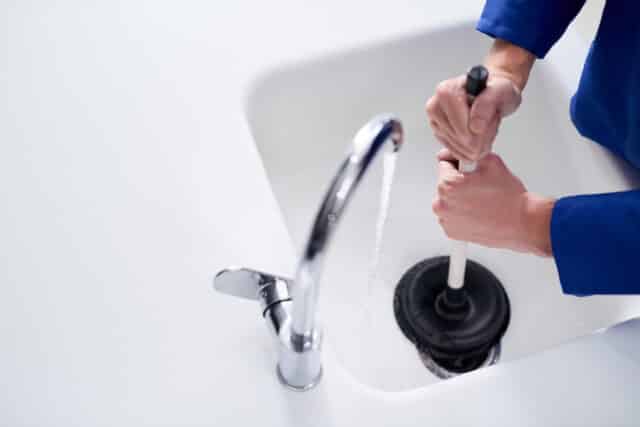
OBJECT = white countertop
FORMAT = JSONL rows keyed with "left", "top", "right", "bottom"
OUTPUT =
{"left": 2, "top": 1, "right": 638, "bottom": 425}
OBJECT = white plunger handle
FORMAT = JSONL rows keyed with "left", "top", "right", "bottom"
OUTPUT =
{"left": 445, "top": 65, "right": 488, "bottom": 290}
{"left": 447, "top": 160, "right": 476, "bottom": 289}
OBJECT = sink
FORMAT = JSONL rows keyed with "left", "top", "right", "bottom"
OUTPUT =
{"left": 245, "top": 23, "right": 640, "bottom": 391}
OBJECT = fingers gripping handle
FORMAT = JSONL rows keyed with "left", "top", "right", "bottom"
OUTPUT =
{"left": 447, "top": 65, "right": 488, "bottom": 289}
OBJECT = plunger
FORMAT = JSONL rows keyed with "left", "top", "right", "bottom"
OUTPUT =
{"left": 394, "top": 66, "right": 510, "bottom": 375}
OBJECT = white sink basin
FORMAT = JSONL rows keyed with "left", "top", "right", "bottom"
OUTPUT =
{"left": 245, "top": 23, "right": 640, "bottom": 391}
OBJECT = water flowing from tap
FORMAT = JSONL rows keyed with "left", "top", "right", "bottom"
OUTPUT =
{"left": 365, "top": 149, "right": 398, "bottom": 310}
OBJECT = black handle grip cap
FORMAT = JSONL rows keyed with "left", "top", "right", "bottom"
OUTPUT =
{"left": 465, "top": 65, "right": 488, "bottom": 97}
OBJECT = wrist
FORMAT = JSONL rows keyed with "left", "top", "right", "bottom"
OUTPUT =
{"left": 484, "top": 39, "right": 536, "bottom": 92}
{"left": 519, "top": 192, "right": 555, "bottom": 257}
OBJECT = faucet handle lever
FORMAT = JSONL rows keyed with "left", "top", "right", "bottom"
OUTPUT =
{"left": 214, "top": 267, "right": 273, "bottom": 300}
{"left": 214, "top": 267, "right": 293, "bottom": 314}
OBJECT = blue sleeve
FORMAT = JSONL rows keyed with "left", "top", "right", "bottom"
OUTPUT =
{"left": 476, "top": 0, "right": 586, "bottom": 58}
{"left": 551, "top": 190, "right": 640, "bottom": 296}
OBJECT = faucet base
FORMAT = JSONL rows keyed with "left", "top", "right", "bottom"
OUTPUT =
{"left": 276, "top": 326, "right": 323, "bottom": 390}
{"left": 276, "top": 364, "right": 323, "bottom": 391}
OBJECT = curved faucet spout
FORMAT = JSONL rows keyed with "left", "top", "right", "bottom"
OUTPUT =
{"left": 213, "top": 114, "right": 404, "bottom": 390}
{"left": 291, "top": 114, "right": 404, "bottom": 336}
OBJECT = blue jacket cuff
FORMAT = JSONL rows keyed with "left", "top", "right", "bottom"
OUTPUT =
{"left": 476, "top": 0, "right": 586, "bottom": 59}
{"left": 551, "top": 191, "right": 640, "bottom": 296}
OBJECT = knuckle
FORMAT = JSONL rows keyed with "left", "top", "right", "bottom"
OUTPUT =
{"left": 436, "top": 181, "right": 450, "bottom": 196}
{"left": 447, "top": 173, "right": 464, "bottom": 186}
{"left": 487, "top": 153, "right": 503, "bottom": 166}
{"left": 435, "top": 136, "right": 452, "bottom": 150}
{"left": 425, "top": 98, "right": 437, "bottom": 116}
{"left": 431, "top": 197, "right": 443, "bottom": 214}
{"left": 435, "top": 81, "right": 452, "bottom": 98}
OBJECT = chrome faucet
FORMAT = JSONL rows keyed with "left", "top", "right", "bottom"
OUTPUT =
{"left": 214, "top": 115, "right": 404, "bottom": 390}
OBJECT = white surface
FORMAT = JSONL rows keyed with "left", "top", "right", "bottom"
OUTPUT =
{"left": 2, "top": 1, "right": 639, "bottom": 426}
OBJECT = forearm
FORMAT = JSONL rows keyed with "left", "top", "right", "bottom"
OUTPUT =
{"left": 484, "top": 39, "right": 536, "bottom": 91}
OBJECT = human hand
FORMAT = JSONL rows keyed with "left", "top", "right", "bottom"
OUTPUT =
{"left": 425, "top": 73, "right": 522, "bottom": 162}
{"left": 432, "top": 149, "right": 554, "bottom": 256}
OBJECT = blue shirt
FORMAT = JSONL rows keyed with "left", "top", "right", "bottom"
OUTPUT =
{"left": 477, "top": 0, "right": 640, "bottom": 295}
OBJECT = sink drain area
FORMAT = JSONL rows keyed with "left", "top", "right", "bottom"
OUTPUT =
{"left": 393, "top": 256, "right": 510, "bottom": 378}
{"left": 418, "top": 341, "right": 501, "bottom": 379}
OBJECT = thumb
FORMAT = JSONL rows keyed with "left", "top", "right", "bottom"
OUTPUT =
{"left": 469, "top": 91, "right": 499, "bottom": 135}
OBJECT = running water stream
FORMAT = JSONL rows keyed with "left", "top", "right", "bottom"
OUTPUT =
{"left": 335, "top": 148, "right": 400, "bottom": 382}
{"left": 365, "top": 150, "right": 398, "bottom": 311}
